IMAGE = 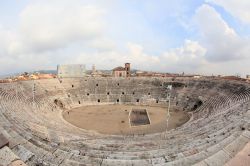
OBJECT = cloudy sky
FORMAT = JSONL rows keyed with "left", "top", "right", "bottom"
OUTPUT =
{"left": 0, "top": 0, "right": 250, "bottom": 76}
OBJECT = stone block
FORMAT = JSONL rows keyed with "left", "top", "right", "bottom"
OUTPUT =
{"left": 0, "top": 146, "right": 19, "bottom": 166}
{"left": 9, "top": 160, "right": 27, "bottom": 166}
{"left": 0, "top": 134, "right": 9, "bottom": 148}
{"left": 12, "top": 145, "right": 34, "bottom": 162}
{"left": 204, "top": 150, "right": 231, "bottom": 166}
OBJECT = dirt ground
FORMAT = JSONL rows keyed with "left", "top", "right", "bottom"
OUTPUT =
{"left": 62, "top": 104, "right": 189, "bottom": 135}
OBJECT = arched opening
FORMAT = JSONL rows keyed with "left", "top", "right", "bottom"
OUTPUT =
{"left": 54, "top": 99, "right": 64, "bottom": 108}
{"left": 192, "top": 100, "right": 203, "bottom": 111}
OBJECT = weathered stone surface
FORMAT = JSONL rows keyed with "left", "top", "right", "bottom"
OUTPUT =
{"left": 183, "top": 148, "right": 199, "bottom": 157}
{"left": 242, "top": 130, "right": 250, "bottom": 139}
{"left": 204, "top": 150, "right": 231, "bottom": 166}
{"left": 151, "top": 157, "right": 166, "bottom": 165}
{"left": 101, "top": 159, "right": 152, "bottom": 166}
{"left": 162, "top": 151, "right": 208, "bottom": 166}
{"left": 61, "top": 159, "right": 101, "bottom": 166}
{"left": 69, "top": 154, "right": 102, "bottom": 165}
{"left": 224, "top": 135, "right": 249, "bottom": 157}
{"left": 9, "top": 160, "right": 27, "bottom": 166}
{"left": 12, "top": 145, "right": 34, "bottom": 162}
{"left": 43, "top": 149, "right": 73, "bottom": 165}
{"left": 0, "top": 134, "right": 9, "bottom": 148}
{"left": 7, "top": 131, "right": 28, "bottom": 148}
{"left": 0, "top": 146, "right": 19, "bottom": 166}
{"left": 0, "top": 77, "right": 250, "bottom": 165}
{"left": 48, "top": 130, "right": 64, "bottom": 143}
{"left": 226, "top": 141, "right": 250, "bottom": 166}
{"left": 193, "top": 161, "right": 208, "bottom": 166}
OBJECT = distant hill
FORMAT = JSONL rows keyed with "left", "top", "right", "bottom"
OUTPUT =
{"left": 0, "top": 70, "right": 57, "bottom": 79}
{"left": 0, "top": 74, "right": 9, "bottom": 79}
{"left": 0, "top": 72, "right": 21, "bottom": 79}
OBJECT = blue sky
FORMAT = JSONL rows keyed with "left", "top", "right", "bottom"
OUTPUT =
{"left": 0, "top": 0, "right": 250, "bottom": 76}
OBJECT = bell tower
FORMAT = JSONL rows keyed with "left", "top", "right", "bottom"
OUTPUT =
{"left": 125, "top": 63, "right": 131, "bottom": 77}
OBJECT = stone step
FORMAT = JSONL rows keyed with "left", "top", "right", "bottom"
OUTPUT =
{"left": 0, "top": 146, "right": 20, "bottom": 166}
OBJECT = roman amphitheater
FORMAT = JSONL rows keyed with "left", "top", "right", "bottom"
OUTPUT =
{"left": 0, "top": 77, "right": 249, "bottom": 166}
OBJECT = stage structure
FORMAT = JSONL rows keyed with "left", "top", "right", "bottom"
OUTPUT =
{"left": 57, "top": 64, "right": 86, "bottom": 78}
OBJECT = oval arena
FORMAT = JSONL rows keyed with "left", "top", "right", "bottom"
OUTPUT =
{"left": 0, "top": 77, "right": 249, "bottom": 165}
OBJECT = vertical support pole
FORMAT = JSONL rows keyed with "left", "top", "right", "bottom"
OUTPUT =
{"left": 15, "top": 82, "right": 18, "bottom": 97}
{"left": 166, "top": 85, "right": 172, "bottom": 133}
{"left": 33, "top": 80, "right": 35, "bottom": 109}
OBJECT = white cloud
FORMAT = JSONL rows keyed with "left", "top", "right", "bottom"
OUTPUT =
{"left": 71, "top": 40, "right": 207, "bottom": 74}
{"left": 19, "top": 2, "right": 104, "bottom": 53}
{"left": 0, "top": 0, "right": 106, "bottom": 74}
{"left": 87, "top": 38, "right": 115, "bottom": 51}
{"left": 1, "top": 1, "right": 250, "bottom": 76}
{"left": 206, "top": 0, "right": 250, "bottom": 25}
{"left": 0, "top": 1, "right": 106, "bottom": 56}
{"left": 70, "top": 42, "right": 161, "bottom": 71}
{"left": 194, "top": 4, "right": 250, "bottom": 62}
{"left": 162, "top": 40, "right": 207, "bottom": 73}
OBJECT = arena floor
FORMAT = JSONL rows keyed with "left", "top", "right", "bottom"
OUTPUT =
{"left": 62, "top": 104, "right": 190, "bottom": 135}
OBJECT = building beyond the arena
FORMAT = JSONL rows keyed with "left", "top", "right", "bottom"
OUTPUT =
{"left": 112, "top": 63, "right": 131, "bottom": 77}
{"left": 57, "top": 64, "right": 86, "bottom": 78}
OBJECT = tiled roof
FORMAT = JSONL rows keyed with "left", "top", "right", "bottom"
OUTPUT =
{"left": 112, "top": 66, "right": 126, "bottom": 71}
